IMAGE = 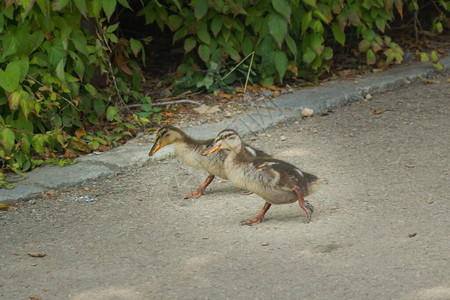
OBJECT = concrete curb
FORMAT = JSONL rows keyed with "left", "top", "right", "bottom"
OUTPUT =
{"left": 1, "top": 58, "right": 449, "bottom": 204}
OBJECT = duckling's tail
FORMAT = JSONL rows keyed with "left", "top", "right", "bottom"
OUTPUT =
{"left": 306, "top": 177, "right": 328, "bottom": 195}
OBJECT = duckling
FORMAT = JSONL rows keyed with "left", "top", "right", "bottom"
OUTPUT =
{"left": 149, "top": 125, "right": 270, "bottom": 198}
{"left": 203, "top": 129, "right": 323, "bottom": 224}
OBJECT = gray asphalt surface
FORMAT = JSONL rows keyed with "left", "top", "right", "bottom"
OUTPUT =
{"left": 1, "top": 74, "right": 449, "bottom": 300}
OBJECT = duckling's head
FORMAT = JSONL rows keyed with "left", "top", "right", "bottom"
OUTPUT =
{"left": 203, "top": 129, "right": 243, "bottom": 155}
{"left": 149, "top": 125, "right": 184, "bottom": 156}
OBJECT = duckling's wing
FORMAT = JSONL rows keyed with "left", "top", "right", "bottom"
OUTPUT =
{"left": 253, "top": 159, "right": 318, "bottom": 192}
{"left": 252, "top": 160, "right": 288, "bottom": 187}
{"left": 244, "top": 145, "right": 272, "bottom": 158}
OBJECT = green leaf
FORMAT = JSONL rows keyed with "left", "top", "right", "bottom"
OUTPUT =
{"left": 184, "top": 37, "right": 197, "bottom": 53}
{"left": 168, "top": 14, "right": 183, "bottom": 31}
{"left": 198, "top": 44, "right": 211, "bottom": 63}
{"left": 301, "top": 11, "right": 312, "bottom": 35}
{"left": 322, "top": 47, "right": 333, "bottom": 60}
{"left": 31, "top": 134, "right": 45, "bottom": 155}
{"left": 85, "top": 83, "right": 98, "bottom": 96}
{"left": 432, "top": 63, "right": 444, "bottom": 70}
{"left": 197, "top": 24, "right": 211, "bottom": 45}
{"left": 71, "top": 53, "right": 85, "bottom": 79}
{"left": 130, "top": 38, "right": 142, "bottom": 57}
{"left": 359, "top": 39, "right": 371, "bottom": 52}
{"left": 285, "top": 34, "right": 297, "bottom": 59}
{"left": 55, "top": 59, "right": 66, "bottom": 82}
{"left": 19, "top": 91, "right": 32, "bottom": 120}
{"left": 195, "top": 0, "right": 208, "bottom": 19}
{"left": 375, "top": 18, "right": 385, "bottom": 32}
{"left": 311, "top": 34, "right": 324, "bottom": 55}
{"left": 430, "top": 51, "right": 439, "bottom": 63}
{"left": 303, "top": 49, "right": 316, "bottom": 64}
{"left": 268, "top": 12, "right": 288, "bottom": 48}
{"left": 331, "top": 22, "right": 345, "bottom": 45}
{"left": 366, "top": 49, "right": 376, "bottom": 65}
{"left": 420, "top": 53, "right": 429, "bottom": 62}
{"left": 271, "top": 0, "right": 291, "bottom": 21}
{"left": 94, "top": 99, "right": 106, "bottom": 115}
{"left": 52, "top": 0, "right": 69, "bottom": 11}
{"left": 0, "top": 61, "right": 22, "bottom": 93}
{"left": 7, "top": 92, "right": 20, "bottom": 111}
{"left": 302, "top": 0, "right": 317, "bottom": 8}
{"left": 71, "top": 30, "right": 88, "bottom": 57}
{"left": 117, "top": 0, "right": 131, "bottom": 9}
{"left": 211, "top": 17, "right": 222, "bottom": 37}
{"left": 224, "top": 46, "right": 240, "bottom": 62}
{"left": 313, "top": 9, "right": 329, "bottom": 24}
{"left": 103, "top": 0, "right": 116, "bottom": 21}
{"left": 140, "top": 103, "right": 152, "bottom": 112}
{"left": 18, "top": 0, "right": 35, "bottom": 19}
{"left": 274, "top": 51, "right": 288, "bottom": 82}
{"left": 73, "top": 0, "right": 87, "bottom": 16}
{"left": 1, "top": 128, "right": 15, "bottom": 152}
{"left": 106, "top": 106, "right": 119, "bottom": 121}
{"left": 106, "top": 23, "right": 119, "bottom": 33}
{"left": 173, "top": 27, "right": 187, "bottom": 44}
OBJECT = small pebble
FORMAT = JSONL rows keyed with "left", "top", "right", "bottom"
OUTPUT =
{"left": 261, "top": 241, "right": 269, "bottom": 246}
{"left": 408, "top": 232, "right": 417, "bottom": 238}
{"left": 312, "top": 128, "right": 318, "bottom": 134}
{"left": 224, "top": 111, "right": 232, "bottom": 118}
{"left": 280, "top": 135, "right": 287, "bottom": 141}
{"left": 366, "top": 93, "right": 373, "bottom": 100}
{"left": 301, "top": 108, "right": 314, "bottom": 117}
{"left": 262, "top": 90, "right": 272, "bottom": 97}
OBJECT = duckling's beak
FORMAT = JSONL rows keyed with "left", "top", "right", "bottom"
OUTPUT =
{"left": 202, "top": 144, "right": 221, "bottom": 156}
{"left": 149, "top": 141, "right": 162, "bottom": 156}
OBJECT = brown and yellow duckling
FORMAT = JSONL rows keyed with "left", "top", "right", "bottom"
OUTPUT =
{"left": 203, "top": 129, "right": 323, "bottom": 224}
{"left": 149, "top": 125, "right": 270, "bottom": 198}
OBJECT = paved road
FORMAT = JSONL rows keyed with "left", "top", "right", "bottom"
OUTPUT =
{"left": 1, "top": 75, "right": 449, "bottom": 299}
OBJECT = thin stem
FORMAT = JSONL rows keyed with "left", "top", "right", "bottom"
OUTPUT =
{"left": 222, "top": 51, "right": 255, "bottom": 80}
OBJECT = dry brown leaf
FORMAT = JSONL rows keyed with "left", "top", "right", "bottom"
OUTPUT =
{"left": 68, "top": 139, "right": 91, "bottom": 153}
{"left": 64, "top": 149, "right": 76, "bottom": 159}
{"left": 28, "top": 252, "right": 46, "bottom": 258}
{"left": 114, "top": 50, "right": 133, "bottom": 75}
{"left": 75, "top": 127, "right": 86, "bottom": 139}
{"left": 29, "top": 296, "right": 42, "bottom": 300}
{"left": 0, "top": 202, "right": 11, "bottom": 211}
{"left": 373, "top": 109, "right": 382, "bottom": 115}
{"left": 218, "top": 93, "right": 232, "bottom": 99}
{"left": 267, "top": 85, "right": 282, "bottom": 91}
{"left": 44, "top": 190, "right": 58, "bottom": 200}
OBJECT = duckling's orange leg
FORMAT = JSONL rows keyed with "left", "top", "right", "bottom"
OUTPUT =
{"left": 241, "top": 202, "right": 271, "bottom": 225}
{"left": 183, "top": 175, "right": 215, "bottom": 198}
{"left": 294, "top": 186, "right": 313, "bottom": 223}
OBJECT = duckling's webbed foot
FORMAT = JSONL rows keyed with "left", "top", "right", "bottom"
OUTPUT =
{"left": 183, "top": 175, "right": 215, "bottom": 199}
{"left": 294, "top": 186, "right": 313, "bottom": 223}
{"left": 241, "top": 202, "right": 271, "bottom": 225}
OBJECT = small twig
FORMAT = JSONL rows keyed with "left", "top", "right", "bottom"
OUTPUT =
{"left": 244, "top": 52, "right": 255, "bottom": 93}
{"left": 222, "top": 51, "right": 254, "bottom": 80}
{"left": 126, "top": 99, "right": 201, "bottom": 108}
{"left": 96, "top": 23, "right": 130, "bottom": 112}
{"left": 27, "top": 75, "right": 79, "bottom": 111}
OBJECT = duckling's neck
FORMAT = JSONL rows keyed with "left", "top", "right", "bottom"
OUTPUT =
{"left": 173, "top": 130, "right": 196, "bottom": 146}
{"left": 229, "top": 142, "right": 253, "bottom": 162}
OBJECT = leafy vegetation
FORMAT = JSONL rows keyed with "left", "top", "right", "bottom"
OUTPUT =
{"left": 0, "top": 0, "right": 153, "bottom": 187}
{"left": 139, "top": 0, "right": 449, "bottom": 91}
{"left": 1, "top": 0, "right": 448, "bottom": 188}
